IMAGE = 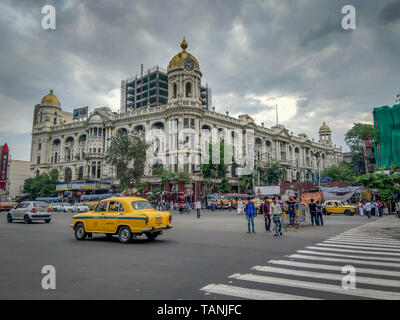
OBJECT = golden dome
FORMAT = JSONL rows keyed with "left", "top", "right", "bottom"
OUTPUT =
{"left": 168, "top": 38, "right": 200, "bottom": 69}
{"left": 41, "top": 90, "right": 60, "bottom": 106}
{"left": 319, "top": 122, "right": 331, "bottom": 131}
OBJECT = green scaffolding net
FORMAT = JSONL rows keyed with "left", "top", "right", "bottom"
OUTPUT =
{"left": 373, "top": 104, "right": 400, "bottom": 169}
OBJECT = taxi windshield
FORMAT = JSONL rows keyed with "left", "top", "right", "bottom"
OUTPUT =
{"left": 131, "top": 201, "right": 153, "bottom": 210}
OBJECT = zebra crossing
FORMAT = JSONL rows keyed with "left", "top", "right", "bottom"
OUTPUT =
{"left": 200, "top": 217, "right": 400, "bottom": 300}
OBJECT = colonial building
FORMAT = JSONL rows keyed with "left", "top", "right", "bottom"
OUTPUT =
{"left": 30, "top": 39, "right": 342, "bottom": 198}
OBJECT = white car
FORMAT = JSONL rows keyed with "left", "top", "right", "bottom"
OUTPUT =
{"left": 72, "top": 203, "right": 89, "bottom": 213}
{"left": 54, "top": 203, "right": 74, "bottom": 212}
{"left": 7, "top": 201, "right": 51, "bottom": 223}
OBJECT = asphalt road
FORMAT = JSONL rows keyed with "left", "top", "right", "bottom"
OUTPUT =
{"left": 0, "top": 209, "right": 399, "bottom": 300}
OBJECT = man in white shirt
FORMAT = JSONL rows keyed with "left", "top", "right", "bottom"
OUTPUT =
{"left": 195, "top": 199, "right": 202, "bottom": 219}
{"left": 364, "top": 201, "right": 372, "bottom": 219}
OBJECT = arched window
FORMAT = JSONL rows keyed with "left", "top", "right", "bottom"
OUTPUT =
{"left": 173, "top": 83, "right": 177, "bottom": 98}
{"left": 185, "top": 82, "right": 192, "bottom": 98}
{"left": 65, "top": 168, "right": 72, "bottom": 182}
{"left": 54, "top": 152, "right": 58, "bottom": 163}
{"left": 94, "top": 128, "right": 97, "bottom": 136}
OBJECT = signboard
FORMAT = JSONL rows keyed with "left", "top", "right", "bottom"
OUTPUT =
{"left": 301, "top": 191, "right": 322, "bottom": 204}
{"left": 56, "top": 180, "right": 111, "bottom": 191}
{"left": 313, "top": 177, "right": 332, "bottom": 182}
{"left": 0, "top": 143, "right": 9, "bottom": 190}
{"left": 73, "top": 106, "right": 89, "bottom": 120}
{"left": 254, "top": 186, "right": 280, "bottom": 196}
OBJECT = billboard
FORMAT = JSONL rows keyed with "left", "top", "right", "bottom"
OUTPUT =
{"left": 254, "top": 186, "right": 280, "bottom": 196}
{"left": 0, "top": 143, "right": 9, "bottom": 190}
{"left": 73, "top": 106, "right": 88, "bottom": 120}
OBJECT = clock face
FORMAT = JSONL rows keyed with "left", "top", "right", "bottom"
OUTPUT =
{"left": 183, "top": 59, "right": 195, "bottom": 72}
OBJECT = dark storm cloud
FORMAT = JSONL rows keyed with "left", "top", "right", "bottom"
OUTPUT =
{"left": 0, "top": 0, "right": 399, "bottom": 160}
{"left": 378, "top": 0, "right": 400, "bottom": 25}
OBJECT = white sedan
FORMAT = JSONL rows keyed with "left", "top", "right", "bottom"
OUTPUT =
{"left": 72, "top": 203, "right": 89, "bottom": 213}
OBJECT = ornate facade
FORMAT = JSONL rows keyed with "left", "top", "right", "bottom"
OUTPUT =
{"left": 30, "top": 39, "right": 342, "bottom": 195}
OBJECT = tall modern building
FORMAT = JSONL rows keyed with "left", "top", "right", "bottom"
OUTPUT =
{"left": 120, "top": 65, "right": 211, "bottom": 113}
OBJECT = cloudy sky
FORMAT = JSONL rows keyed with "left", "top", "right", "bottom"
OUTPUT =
{"left": 1, "top": 0, "right": 400, "bottom": 161}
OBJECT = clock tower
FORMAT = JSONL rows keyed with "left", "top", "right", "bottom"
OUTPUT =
{"left": 167, "top": 38, "right": 202, "bottom": 107}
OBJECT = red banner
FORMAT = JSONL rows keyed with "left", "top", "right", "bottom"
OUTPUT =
{"left": 0, "top": 143, "right": 9, "bottom": 190}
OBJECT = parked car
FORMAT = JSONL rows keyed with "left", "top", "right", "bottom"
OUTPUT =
{"left": 72, "top": 203, "right": 89, "bottom": 212}
{"left": 323, "top": 200, "right": 356, "bottom": 216}
{"left": 54, "top": 203, "right": 74, "bottom": 212}
{"left": 7, "top": 201, "right": 51, "bottom": 223}
{"left": 71, "top": 196, "right": 173, "bottom": 243}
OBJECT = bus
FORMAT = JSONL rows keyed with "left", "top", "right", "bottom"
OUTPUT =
{"left": 207, "top": 193, "right": 250, "bottom": 209}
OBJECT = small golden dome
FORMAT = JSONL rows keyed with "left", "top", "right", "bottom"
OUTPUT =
{"left": 41, "top": 89, "right": 60, "bottom": 106}
{"left": 168, "top": 38, "right": 200, "bottom": 69}
{"left": 319, "top": 122, "right": 331, "bottom": 131}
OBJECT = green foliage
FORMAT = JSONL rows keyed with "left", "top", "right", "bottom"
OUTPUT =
{"left": 344, "top": 123, "right": 375, "bottom": 175}
{"left": 345, "top": 123, "right": 375, "bottom": 154}
{"left": 265, "top": 162, "right": 285, "bottom": 185}
{"left": 218, "top": 178, "right": 233, "bottom": 193}
{"left": 321, "top": 161, "right": 356, "bottom": 182}
{"left": 356, "top": 172, "right": 400, "bottom": 202}
{"left": 155, "top": 167, "right": 189, "bottom": 183}
{"left": 104, "top": 132, "right": 151, "bottom": 191}
{"left": 200, "top": 142, "right": 228, "bottom": 179}
{"left": 135, "top": 181, "right": 149, "bottom": 196}
{"left": 23, "top": 169, "right": 59, "bottom": 200}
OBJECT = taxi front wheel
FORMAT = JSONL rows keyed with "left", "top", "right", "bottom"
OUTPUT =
{"left": 75, "top": 223, "right": 87, "bottom": 240}
{"left": 118, "top": 226, "right": 132, "bottom": 243}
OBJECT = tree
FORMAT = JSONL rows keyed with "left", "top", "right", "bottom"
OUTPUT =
{"left": 200, "top": 141, "right": 229, "bottom": 191}
{"left": 344, "top": 123, "right": 375, "bottom": 175}
{"left": 321, "top": 161, "right": 356, "bottom": 182}
{"left": 265, "top": 162, "right": 285, "bottom": 185}
{"left": 105, "top": 131, "right": 151, "bottom": 191}
{"left": 356, "top": 172, "right": 400, "bottom": 203}
{"left": 23, "top": 169, "right": 59, "bottom": 200}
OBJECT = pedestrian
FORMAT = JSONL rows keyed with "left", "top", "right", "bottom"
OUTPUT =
{"left": 237, "top": 200, "right": 244, "bottom": 215}
{"left": 195, "top": 199, "right": 202, "bottom": 219}
{"left": 270, "top": 196, "right": 283, "bottom": 236}
{"left": 308, "top": 199, "right": 318, "bottom": 226}
{"left": 364, "top": 200, "right": 372, "bottom": 218}
{"left": 245, "top": 197, "right": 256, "bottom": 233}
{"left": 261, "top": 196, "right": 271, "bottom": 232}
{"left": 371, "top": 200, "right": 377, "bottom": 216}
{"left": 316, "top": 200, "right": 324, "bottom": 226}
{"left": 377, "top": 200, "right": 383, "bottom": 217}
{"left": 359, "top": 200, "right": 364, "bottom": 216}
{"left": 395, "top": 200, "right": 400, "bottom": 218}
{"left": 228, "top": 200, "right": 232, "bottom": 211}
{"left": 286, "top": 196, "right": 296, "bottom": 225}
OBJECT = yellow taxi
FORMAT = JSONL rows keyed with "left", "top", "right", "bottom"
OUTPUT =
{"left": 323, "top": 200, "right": 356, "bottom": 216}
{"left": 71, "top": 196, "right": 173, "bottom": 243}
{"left": 251, "top": 199, "right": 264, "bottom": 213}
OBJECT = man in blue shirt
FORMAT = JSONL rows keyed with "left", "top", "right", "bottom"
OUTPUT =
{"left": 245, "top": 197, "right": 256, "bottom": 233}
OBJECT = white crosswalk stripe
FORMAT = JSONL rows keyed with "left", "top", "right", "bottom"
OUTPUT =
{"left": 315, "top": 242, "right": 400, "bottom": 252}
{"left": 251, "top": 265, "right": 400, "bottom": 287}
{"left": 297, "top": 249, "right": 400, "bottom": 261}
{"left": 200, "top": 284, "right": 320, "bottom": 300}
{"left": 200, "top": 217, "right": 400, "bottom": 300}
{"left": 323, "top": 240, "right": 400, "bottom": 249}
{"left": 268, "top": 259, "right": 400, "bottom": 277}
{"left": 228, "top": 273, "right": 400, "bottom": 300}
{"left": 305, "top": 246, "right": 400, "bottom": 256}
{"left": 287, "top": 254, "right": 400, "bottom": 268}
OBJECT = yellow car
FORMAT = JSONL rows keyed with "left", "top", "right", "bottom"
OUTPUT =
{"left": 251, "top": 199, "right": 264, "bottom": 213}
{"left": 323, "top": 200, "right": 356, "bottom": 216}
{"left": 71, "top": 196, "right": 173, "bottom": 243}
